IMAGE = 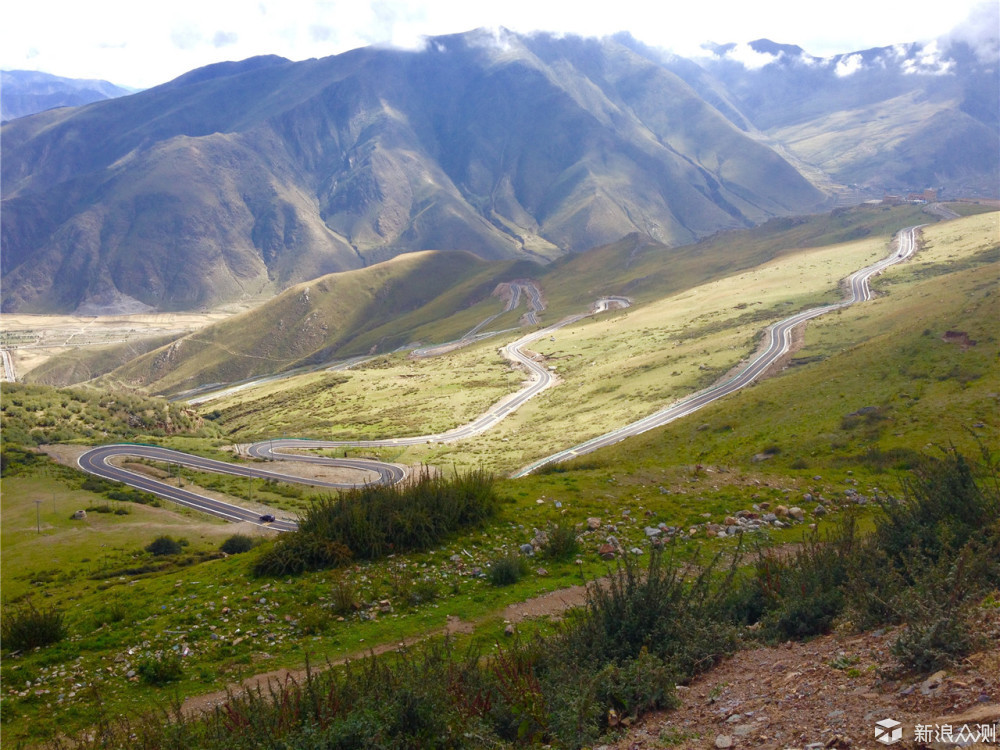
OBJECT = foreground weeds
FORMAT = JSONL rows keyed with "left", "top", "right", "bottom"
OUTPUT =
{"left": 45, "top": 448, "right": 1000, "bottom": 748}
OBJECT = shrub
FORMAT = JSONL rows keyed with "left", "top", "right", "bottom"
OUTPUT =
{"left": 136, "top": 652, "right": 184, "bottom": 685}
{"left": 543, "top": 524, "right": 580, "bottom": 562}
{"left": 890, "top": 548, "right": 987, "bottom": 672}
{"left": 487, "top": 552, "right": 529, "bottom": 587}
{"left": 220, "top": 534, "right": 256, "bottom": 555}
{"left": 298, "top": 607, "right": 331, "bottom": 635}
{"left": 558, "top": 546, "right": 738, "bottom": 678}
{"left": 872, "top": 448, "right": 999, "bottom": 572}
{"left": 331, "top": 574, "right": 359, "bottom": 615}
{"left": 253, "top": 468, "right": 498, "bottom": 576}
{"left": 145, "top": 536, "right": 183, "bottom": 556}
{"left": 1, "top": 599, "right": 67, "bottom": 651}
{"left": 754, "top": 520, "right": 858, "bottom": 640}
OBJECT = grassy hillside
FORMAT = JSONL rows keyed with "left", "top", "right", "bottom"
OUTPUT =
{"left": 537, "top": 203, "right": 933, "bottom": 316}
{"left": 97, "top": 204, "right": 936, "bottom": 398}
{"left": 191, "top": 209, "right": 995, "bottom": 476}
{"left": 524, "top": 211, "right": 998, "bottom": 482}
{"left": 0, "top": 212, "right": 995, "bottom": 748}
{"left": 99, "top": 251, "right": 537, "bottom": 396}
{"left": 22, "top": 334, "right": 180, "bottom": 387}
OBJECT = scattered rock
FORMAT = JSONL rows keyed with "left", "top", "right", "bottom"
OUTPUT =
{"left": 921, "top": 669, "right": 947, "bottom": 696}
{"left": 715, "top": 734, "right": 734, "bottom": 748}
{"left": 813, "top": 504, "right": 827, "bottom": 517}
{"left": 71, "top": 510, "right": 87, "bottom": 520}
{"left": 587, "top": 517, "right": 602, "bottom": 530}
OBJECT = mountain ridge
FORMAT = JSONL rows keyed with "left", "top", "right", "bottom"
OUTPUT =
{"left": 1, "top": 29, "right": 826, "bottom": 314}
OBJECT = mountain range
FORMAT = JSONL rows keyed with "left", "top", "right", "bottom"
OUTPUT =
{"left": 0, "top": 69, "right": 134, "bottom": 122}
{"left": 1, "top": 28, "right": 996, "bottom": 314}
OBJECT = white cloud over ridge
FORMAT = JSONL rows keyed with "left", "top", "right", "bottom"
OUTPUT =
{"left": 0, "top": 0, "right": 991, "bottom": 88}
{"left": 834, "top": 53, "right": 863, "bottom": 77}
{"left": 723, "top": 43, "right": 782, "bottom": 69}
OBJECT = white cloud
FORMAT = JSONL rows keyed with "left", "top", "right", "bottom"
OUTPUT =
{"left": 941, "top": 0, "right": 999, "bottom": 62}
{"left": 0, "top": 0, "right": 990, "bottom": 89}
{"left": 834, "top": 53, "right": 864, "bottom": 77}
{"left": 723, "top": 43, "right": 782, "bottom": 70}
{"left": 901, "top": 40, "right": 956, "bottom": 75}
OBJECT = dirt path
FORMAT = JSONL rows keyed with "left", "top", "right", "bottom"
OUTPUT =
{"left": 179, "top": 581, "right": 592, "bottom": 717}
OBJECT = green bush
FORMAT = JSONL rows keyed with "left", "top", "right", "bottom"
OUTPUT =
{"left": 136, "top": 652, "right": 184, "bottom": 686}
{"left": 253, "top": 468, "right": 498, "bottom": 576}
{"left": 558, "top": 546, "right": 738, "bottom": 678}
{"left": 331, "top": 573, "right": 359, "bottom": 615}
{"left": 543, "top": 524, "right": 580, "bottom": 561}
{"left": 145, "top": 536, "right": 183, "bottom": 556}
{"left": 220, "top": 534, "right": 256, "bottom": 555}
{"left": 1, "top": 599, "right": 67, "bottom": 651}
{"left": 487, "top": 552, "right": 529, "bottom": 587}
{"left": 873, "top": 448, "right": 999, "bottom": 573}
{"left": 890, "top": 548, "right": 988, "bottom": 672}
{"left": 753, "top": 521, "right": 857, "bottom": 640}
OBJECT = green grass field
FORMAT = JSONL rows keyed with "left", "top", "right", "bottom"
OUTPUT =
{"left": 1, "top": 207, "right": 996, "bottom": 746}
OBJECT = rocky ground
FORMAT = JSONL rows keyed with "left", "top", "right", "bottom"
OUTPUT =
{"left": 604, "top": 608, "right": 1000, "bottom": 750}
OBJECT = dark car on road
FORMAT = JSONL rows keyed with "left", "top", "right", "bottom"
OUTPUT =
{"left": 259, "top": 514, "right": 275, "bottom": 523}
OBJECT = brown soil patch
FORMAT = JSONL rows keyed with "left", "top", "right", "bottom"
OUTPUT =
{"left": 502, "top": 582, "right": 590, "bottom": 623}
{"left": 39, "top": 444, "right": 90, "bottom": 467}
{"left": 942, "top": 330, "right": 977, "bottom": 350}
{"left": 606, "top": 609, "right": 1000, "bottom": 750}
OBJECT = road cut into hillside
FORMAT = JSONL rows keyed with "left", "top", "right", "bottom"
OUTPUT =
{"left": 77, "top": 227, "right": 921, "bottom": 526}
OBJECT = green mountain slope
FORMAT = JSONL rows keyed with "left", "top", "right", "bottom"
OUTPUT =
{"left": 94, "top": 204, "right": 935, "bottom": 398}
{"left": 98, "top": 250, "right": 537, "bottom": 395}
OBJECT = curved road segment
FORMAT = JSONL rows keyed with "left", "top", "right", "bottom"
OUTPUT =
{"left": 77, "top": 296, "right": 630, "bottom": 529}
{"left": 512, "top": 226, "right": 922, "bottom": 476}
{"left": 77, "top": 227, "right": 919, "bottom": 525}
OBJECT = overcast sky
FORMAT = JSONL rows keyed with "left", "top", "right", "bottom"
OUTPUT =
{"left": 2, "top": 0, "right": 995, "bottom": 89}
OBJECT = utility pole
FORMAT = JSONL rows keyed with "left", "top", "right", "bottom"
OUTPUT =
{"left": 34, "top": 499, "right": 42, "bottom": 534}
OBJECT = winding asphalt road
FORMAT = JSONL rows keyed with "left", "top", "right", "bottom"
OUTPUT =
{"left": 77, "top": 227, "right": 919, "bottom": 525}
{"left": 76, "top": 296, "right": 630, "bottom": 528}
{"left": 511, "top": 226, "right": 922, "bottom": 476}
